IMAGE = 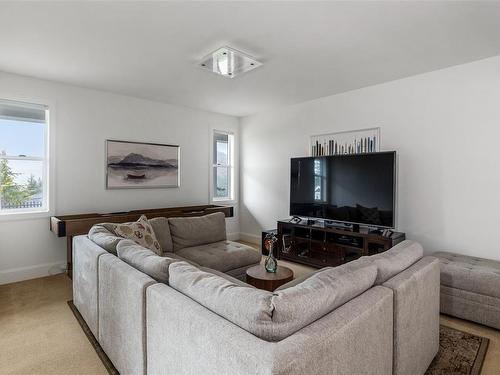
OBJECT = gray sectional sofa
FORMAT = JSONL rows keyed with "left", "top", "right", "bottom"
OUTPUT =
{"left": 73, "top": 212, "right": 440, "bottom": 375}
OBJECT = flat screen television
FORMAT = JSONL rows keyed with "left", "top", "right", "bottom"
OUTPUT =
{"left": 290, "top": 151, "right": 396, "bottom": 228}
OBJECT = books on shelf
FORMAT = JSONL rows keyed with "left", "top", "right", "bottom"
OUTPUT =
{"left": 310, "top": 128, "right": 380, "bottom": 157}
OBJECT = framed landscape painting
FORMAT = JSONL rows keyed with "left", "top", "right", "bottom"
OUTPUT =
{"left": 106, "top": 140, "right": 180, "bottom": 189}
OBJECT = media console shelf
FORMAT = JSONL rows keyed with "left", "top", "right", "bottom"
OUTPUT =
{"left": 277, "top": 219, "right": 405, "bottom": 268}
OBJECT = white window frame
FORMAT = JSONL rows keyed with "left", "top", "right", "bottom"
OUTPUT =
{"left": 313, "top": 158, "right": 327, "bottom": 202}
{"left": 0, "top": 98, "right": 53, "bottom": 220}
{"left": 210, "top": 129, "right": 235, "bottom": 203}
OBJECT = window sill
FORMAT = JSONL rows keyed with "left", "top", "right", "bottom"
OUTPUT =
{"left": 0, "top": 209, "right": 52, "bottom": 222}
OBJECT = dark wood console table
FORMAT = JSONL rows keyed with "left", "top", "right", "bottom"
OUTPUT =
{"left": 50, "top": 204, "right": 233, "bottom": 278}
{"left": 277, "top": 219, "right": 405, "bottom": 268}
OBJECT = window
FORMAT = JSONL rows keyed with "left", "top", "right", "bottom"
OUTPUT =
{"left": 0, "top": 100, "right": 49, "bottom": 214}
{"left": 211, "top": 131, "right": 234, "bottom": 201}
{"left": 314, "top": 158, "right": 326, "bottom": 202}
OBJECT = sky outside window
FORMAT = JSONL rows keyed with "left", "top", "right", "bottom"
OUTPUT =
{"left": 1, "top": 119, "right": 45, "bottom": 156}
{"left": 0, "top": 119, "right": 45, "bottom": 186}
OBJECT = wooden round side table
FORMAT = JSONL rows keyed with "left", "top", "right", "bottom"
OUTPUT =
{"left": 246, "top": 265, "right": 294, "bottom": 292}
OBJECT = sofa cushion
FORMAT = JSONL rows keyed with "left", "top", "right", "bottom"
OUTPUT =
{"left": 169, "top": 262, "right": 273, "bottom": 337}
{"left": 270, "top": 261, "right": 377, "bottom": 340}
{"left": 276, "top": 257, "right": 373, "bottom": 291}
{"left": 88, "top": 224, "right": 123, "bottom": 255}
{"left": 434, "top": 251, "right": 500, "bottom": 299}
{"left": 116, "top": 239, "right": 177, "bottom": 283}
{"left": 275, "top": 268, "right": 324, "bottom": 291}
{"left": 175, "top": 241, "right": 261, "bottom": 273}
{"left": 149, "top": 217, "right": 174, "bottom": 253}
{"left": 362, "top": 240, "right": 423, "bottom": 284}
{"left": 112, "top": 215, "right": 162, "bottom": 255}
{"left": 435, "top": 252, "right": 500, "bottom": 271}
{"left": 168, "top": 212, "right": 226, "bottom": 251}
{"left": 198, "top": 266, "right": 251, "bottom": 287}
{"left": 168, "top": 261, "right": 377, "bottom": 341}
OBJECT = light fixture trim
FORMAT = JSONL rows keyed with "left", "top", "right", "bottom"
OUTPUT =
{"left": 198, "top": 46, "right": 262, "bottom": 78}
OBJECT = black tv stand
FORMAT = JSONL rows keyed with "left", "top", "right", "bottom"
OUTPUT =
{"left": 277, "top": 219, "right": 405, "bottom": 269}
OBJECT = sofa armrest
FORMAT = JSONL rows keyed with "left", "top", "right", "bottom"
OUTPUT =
{"left": 146, "top": 284, "right": 393, "bottom": 375}
{"left": 99, "top": 254, "right": 156, "bottom": 375}
{"left": 72, "top": 235, "right": 107, "bottom": 337}
{"left": 272, "top": 286, "right": 393, "bottom": 375}
{"left": 147, "top": 283, "right": 273, "bottom": 375}
{"left": 383, "top": 256, "right": 440, "bottom": 375}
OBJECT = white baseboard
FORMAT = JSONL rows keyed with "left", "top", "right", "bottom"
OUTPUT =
{"left": 0, "top": 261, "right": 66, "bottom": 285}
{"left": 227, "top": 232, "right": 241, "bottom": 241}
{"left": 239, "top": 232, "right": 261, "bottom": 245}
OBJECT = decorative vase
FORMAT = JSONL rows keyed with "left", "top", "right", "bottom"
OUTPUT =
{"left": 264, "top": 233, "right": 278, "bottom": 273}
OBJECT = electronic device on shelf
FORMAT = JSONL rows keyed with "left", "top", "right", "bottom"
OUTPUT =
{"left": 289, "top": 151, "right": 396, "bottom": 229}
{"left": 324, "top": 220, "right": 360, "bottom": 231}
{"left": 336, "top": 235, "right": 363, "bottom": 248}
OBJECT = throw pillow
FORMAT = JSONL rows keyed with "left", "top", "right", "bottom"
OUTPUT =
{"left": 112, "top": 215, "right": 162, "bottom": 255}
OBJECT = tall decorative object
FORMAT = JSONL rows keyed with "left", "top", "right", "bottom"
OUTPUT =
{"left": 264, "top": 233, "right": 278, "bottom": 273}
{"left": 310, "top": 127, "right": 380, "bottom": 156}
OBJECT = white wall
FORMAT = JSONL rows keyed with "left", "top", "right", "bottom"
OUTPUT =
{"left": 240, "top": 55, "right": 500, "bottom": 260}
{"left": 0, "top": 71, "right": 239, "bottom": 284}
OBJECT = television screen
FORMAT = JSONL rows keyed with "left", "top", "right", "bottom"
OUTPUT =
{"left": 290, "top": 152, "right": 396, "bottom": 227}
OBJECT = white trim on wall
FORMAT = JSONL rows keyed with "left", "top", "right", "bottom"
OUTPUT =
{"left": 239, "top": 232, "right": 261, "bottom": 245}
{"left": 226, "top": 232, "right": 241, "bottom": 241}
{"left": 208, "top": 126, "right": 238, "bottom": 205}
{"left": 0, "top": 95, "right": 56, "bottom": 222}
{"left": 0, "top": 261, "right": 66, "bottom": 285}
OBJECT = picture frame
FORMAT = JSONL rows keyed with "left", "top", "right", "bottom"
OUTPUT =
{"left": 105, "top": 140, "right": 180, "bottom": 189}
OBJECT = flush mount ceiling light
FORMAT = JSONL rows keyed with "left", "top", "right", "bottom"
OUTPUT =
{"left": 199, "top": 46, "right": 262, "bottom": 78}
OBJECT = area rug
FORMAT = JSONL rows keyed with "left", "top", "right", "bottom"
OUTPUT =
{"left": 68, "top": 301, "right": 489, "bottom": 375}
{"left": 425, "top": 325, "right": 489, "bottom": 375}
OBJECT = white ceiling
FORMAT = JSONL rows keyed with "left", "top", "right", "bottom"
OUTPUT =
{"left": 1, "top": 1, "right": 500, "bottom": 117}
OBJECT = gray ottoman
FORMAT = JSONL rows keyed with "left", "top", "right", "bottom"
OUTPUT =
{"left": 434, "top": 251, "right": 500, "bottom": 329}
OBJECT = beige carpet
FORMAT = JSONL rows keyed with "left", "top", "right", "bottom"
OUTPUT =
{"left": 0, "top": 274, "right": 107, "bottom": 375}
